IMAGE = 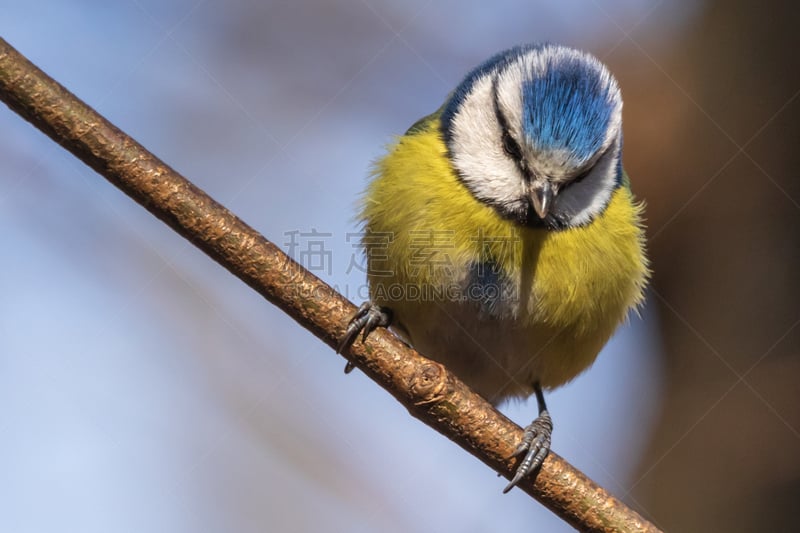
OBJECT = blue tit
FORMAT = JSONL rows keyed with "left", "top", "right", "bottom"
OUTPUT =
{"left": 338, "top": 43, "right": 649, "bottom": 492}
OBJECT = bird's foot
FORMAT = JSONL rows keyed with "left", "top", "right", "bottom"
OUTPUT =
{"left": 503, "top": 410, "right": 553, "bottom": 493}
{"left": 336, "top": 301, "right": 392, "bottom": 373}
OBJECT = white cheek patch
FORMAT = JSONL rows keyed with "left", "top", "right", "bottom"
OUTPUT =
{"left": 449, "top": 74, "right": 525, "bottom": 210}
{"left": 555, "top": 135, "right": 621, "bottom": 226}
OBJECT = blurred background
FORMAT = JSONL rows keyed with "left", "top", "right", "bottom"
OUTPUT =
{"left": 1, "top": 1, "right": 797, "bottom": 531}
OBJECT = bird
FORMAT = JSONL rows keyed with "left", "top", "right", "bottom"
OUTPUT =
{"left": 338, "top": 43, "right": 649, "bottom": 492}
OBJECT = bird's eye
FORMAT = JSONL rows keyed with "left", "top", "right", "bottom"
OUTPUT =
{"left": 559, "top": 168, "right": 592, "bottom": 192}
{"left": 572, "top": 168, "right": 591, "bottom": 184}
{"left": 502, "top": 131, "right": 523, "bottom": 161}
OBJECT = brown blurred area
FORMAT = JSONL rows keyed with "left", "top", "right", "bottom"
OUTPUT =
{"left": 620, "top": 1, "right": 800, "bottom": 531}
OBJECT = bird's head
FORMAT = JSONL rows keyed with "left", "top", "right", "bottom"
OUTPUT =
{"left": 441, "top": 44, "right": 624, "bottom": 230}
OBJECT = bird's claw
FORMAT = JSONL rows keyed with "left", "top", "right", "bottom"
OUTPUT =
{"left": 503, "top": 410, "right": 553, "bottom": 493}
{"left": 336, "top": 302, "right": 392, "bottom": 373}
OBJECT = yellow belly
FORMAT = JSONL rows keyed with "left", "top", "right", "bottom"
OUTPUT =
{"left": 361, "top": 121, "right": 648, "bottom": 397}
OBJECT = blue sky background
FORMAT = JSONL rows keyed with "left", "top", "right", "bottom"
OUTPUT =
{"left": 0, "top": 2, "right": 704, "bottom": 531}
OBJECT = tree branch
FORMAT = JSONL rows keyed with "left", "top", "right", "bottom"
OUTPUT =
{"left": 0, "top": 37, "right": 659, "bottom": 532}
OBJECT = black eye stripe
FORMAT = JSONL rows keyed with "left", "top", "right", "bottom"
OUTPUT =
{"left": 502, "top": 131, "right": 523, "bottom": 161}
{"left": 492, "top": 74, "right": 526, "bottom": 166}
{"left": 563, "top": 142, "right": 612, "bottom": 188}
{"left": 573, "top": 168, "right": 591, "bottom": 183}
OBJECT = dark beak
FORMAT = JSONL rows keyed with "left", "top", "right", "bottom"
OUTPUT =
{"left": 531, "top": 181, "right": 554, "bottom": 219}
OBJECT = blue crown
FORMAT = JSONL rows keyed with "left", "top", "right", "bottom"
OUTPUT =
{"left": 442, "top": 43, "right": 619, "bottom": 169}
{"left": 521, "top": 50, "right": 617, "bottom": 167}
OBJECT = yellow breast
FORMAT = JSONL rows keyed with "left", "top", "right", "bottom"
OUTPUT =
{"left": 360, "top": 119, "right": 648, "bottom": 391}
